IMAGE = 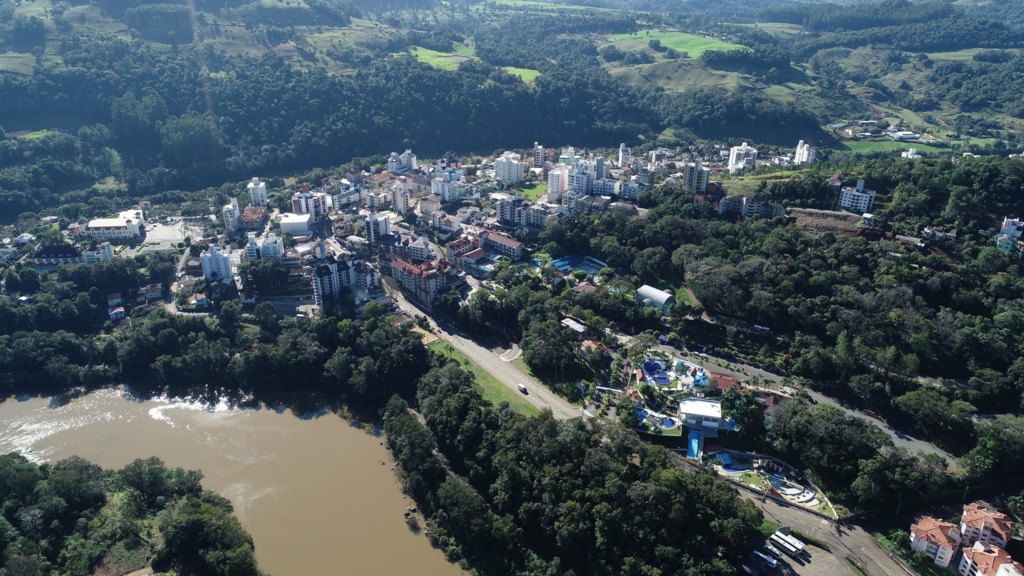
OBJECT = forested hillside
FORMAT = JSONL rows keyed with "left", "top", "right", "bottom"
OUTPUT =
{"left": 0, "top": 454, "right": 262, "bottom": 576}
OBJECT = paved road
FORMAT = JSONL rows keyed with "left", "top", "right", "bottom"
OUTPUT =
{"left": 388, "top": 287, "right": 581, "bottom": 420}
{"left": 745, "top": 489, "right": 910, "bottom": 576}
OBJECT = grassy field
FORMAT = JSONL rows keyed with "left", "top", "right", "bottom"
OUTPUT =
{"left": 925, "top": 47, "right": 1024, "bottom": 61}
{"left": 519, "top": 182, "right": 548, "bottom": 200}
{"left": 0, "top": 52, "right": 35, "bottom": 75}
{"left": 428, "top": 340, "right": 541, "bottom": 416}
{"left": 605, "top": 59, "right": 746, "bottom": 92}
{"left": 407, "top": 43, "right": 478, "bottom": 71}
{"left": 502, "top": 66, "right": 541, "bottom": 84}
{"left": 608, "top": 29, "right": 746, "bottom": 58}
{"left": 488, "top": 0, "right": 600, "bottom": 10}
{"left": 838, "top": 140, "right": 944, "bottom": 154}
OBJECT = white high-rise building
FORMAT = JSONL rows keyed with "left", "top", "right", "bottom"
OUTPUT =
{"left": 494, "top": 151, "right": 527, "bottom": 183}
{"left": 728, "top": 142, "right": 759, "bottom": 174}
{"left": 247, "top": 177, "right": 268, "bottom": 206}
{"left": 245, "top": 232, "right": 261, "bottom": 260}
{"left": 794, "top": 140, "right": 816, "bottom": 165}
{"left": 684, "top": 159, "right": 710, "bottom": 194}
{"left": 291, "top": 190, "right": 328, "bottom": 223}
{"left": 547, "top": 165, "right": 568, "bottom": 202}
{"left": 222, "top": 198, "right": 240, "bottom": 234}
{"left": 365, "top": 212, "right": 392, "bottom": 244}
{"left": 618, "top": 143, "right": 631, "bottom": 167}
{"left": 200, "top": 245, "right": 232, "bottom": 282}
{"left": 839, "top": 179, "right": 876, "bottom": 212}
{"left": 567, "top": 166, "right": 594, "bottom": 196}
{"left": 391, "top": 183, "right": 412, "bottom": 214}
{"left": 533, "top": 142, "right": 544, "bottom": 167}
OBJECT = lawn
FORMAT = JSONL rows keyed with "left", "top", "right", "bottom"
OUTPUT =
{"left": 428, "top": 340, "right": 540, "bottom": 416}
{"left": 502, "top": 66, "right": 541, "bottom": 84}
{"left": 608, "top": 29, "right": 746, "bottom": 58}
{"left": 838, "top": 140, "right": 944, "bottom": 154}
{"left": 407, "top": 43, "right": 479, "bottom": 71}
{"left": 0, "top": 52, "right": 35, "bottom": 75}
{"left": 488, "top": 0, "right": 598, "bottom": 10}
{"left": 519, "top": 182, "right": 548, "bottom": 200}
{"left": 675, "top": 286, "right": 693, "bottom": 307}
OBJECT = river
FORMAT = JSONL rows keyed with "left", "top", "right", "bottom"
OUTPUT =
{"left": 0, "top": 388, "right": 465, "bottom": 576}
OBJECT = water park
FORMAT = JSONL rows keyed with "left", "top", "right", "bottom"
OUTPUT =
{"left": 625, "top": 355, "right": 735, "bottom": 454}
{"left": 713, "top": 450, "right": 834, "bottom": 515}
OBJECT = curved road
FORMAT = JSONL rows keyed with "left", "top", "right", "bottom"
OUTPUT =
{"left": 388, "top": 287, "right": 581, "bottom": 420}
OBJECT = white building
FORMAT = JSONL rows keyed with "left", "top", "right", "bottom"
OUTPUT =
{"left": 391, "top": 183, "right": 412, "bottom": 214}
{"left": 547, "top": 165, "right": 568, "bottom": 201}
{"left": 961, "top": 503, "right": 1015, "bottom": 549}
{"left": 728, "top": 142, "right": 758, "bottom": 174}
{"left": 494, "top": 151, "right": 528, "bottom": 183}
{"left": 247, "top": 177, "right": 268, "bottom": 206}
{"left": 636, "top": 284, "right": 676, "bottom": 313}
{"left": 291, "top": 190, "right": 328, "bottom": 223}
{"left": 222, "top": 198, "right": 240, "bottom": 234}
{"left": 82, "top": 242, "right": 114, "bottom": 264}
{"left": 678, "top": 398, "right": 729, "bottom": 430}
{"left": 958, "top": 542, "right": 1023, "bottom": 576}
{"left": 279, "top": 213, "right": 312, "bottom": 236}
{"left": 567, "top": 166, "right": 594, "bottom": 197}
{"left": 683, "top": 159, "right": 709, "bottom": 194}
{"left": 387, "top": 149, "right": 417, "bottom": 174}
{"left": 365, "top": 212, "right": 392, "bottom": 244}
{"left": 83, "top": 210, "right": 145, "bottom": 240}
{"left": 200, "top": 245, "right": 232, "bottom": 282}
{"left": 533, "top": 142, "right": 544, "bottom": 167}
{"left": 794, "top": 140, "right": 816, "bottom": 165}
{"left": 618, "top": 142, "right": 632, "bottom": 167}
{"left": 839, "top": 180, "right": 876, "bottom": 213}
{"left": 910, "top": 516, "right": 961, "bottom": 568}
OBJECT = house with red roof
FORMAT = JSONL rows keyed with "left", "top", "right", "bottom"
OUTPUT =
{"left": 962, "top": 503, "right": 1015, "bottom": 548}
{"left": 958, "top": 542, "right": 1023, "bottom": 576}
{"left": 910, "top": 515, "right": 961, "bottom": 568}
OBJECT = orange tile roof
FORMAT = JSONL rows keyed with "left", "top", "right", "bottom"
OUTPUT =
{"left": 911, "top": 516, "right": 960, "bottom": 549}
{"left": 962, "top": 543, "right": 1024, "bottom": 576}
{"left": 963, "top": 503, "right": 1015, "bottom": 541}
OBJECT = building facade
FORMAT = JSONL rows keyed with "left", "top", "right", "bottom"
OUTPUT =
{"left": 247, "top": 177, "right": 269, "bottom": 206}
{"left": 839, "top": 180, "right": 876, "bottom": 213}
{"left": 794, "top": 140, "right": 816, "bottom": 165}
{"left": 83, "top": 210, "right": 145, "bottom": 240}
{"left": 728, "top": 142, "right": 758, "bottom": 174}
{"left": 200, "top": 245, "right": 232, "bottom": 282}
{"left": 910, "top": 516, "right": 961, "bottom": 568}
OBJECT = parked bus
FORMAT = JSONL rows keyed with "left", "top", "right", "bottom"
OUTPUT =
{"left": 763, "top": 544, "right": 783, "bottom": 559}
{"left": 753, "top": 550, "right": 778, "bottom": 569}
{"left": 772, "top": 531, "right": 805, "bottom": 554}
{"left": 770, "top": 533, "right": 802, "bottom": 558}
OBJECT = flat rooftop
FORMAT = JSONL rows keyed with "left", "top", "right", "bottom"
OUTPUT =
{"left": 678, "top": 398, "right": 722, "bottom": 419}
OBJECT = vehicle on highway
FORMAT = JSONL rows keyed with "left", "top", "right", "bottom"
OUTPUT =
{"left": 518, "top": 383, "right": 528, "bottom": 394}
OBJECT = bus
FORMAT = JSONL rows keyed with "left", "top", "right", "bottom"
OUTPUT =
{"left": 762, "top": 544, "right": 783, "bottom": 559}
{"left": 753, "top": 550, "right": 778, "bottom": 569}
{"left": 770, "top": 532, "right": 804, "bottom": 558}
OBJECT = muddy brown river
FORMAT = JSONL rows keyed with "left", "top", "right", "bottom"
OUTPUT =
{"left": 0, "top": 388, "right": 465, "bottom": 576}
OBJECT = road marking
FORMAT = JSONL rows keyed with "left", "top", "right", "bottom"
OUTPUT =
{"left": 860, "top": 547, "right": 896, "bottom": 576}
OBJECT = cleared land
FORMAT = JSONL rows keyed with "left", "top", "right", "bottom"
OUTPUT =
{"left": 838, "top": 140, "right": 944, "bottom": 153}
{"left": 607, "top": 30, "right": 746, "bottom": 58}
{"left": 790, "top": 208, "right": 863, "bottom": 235}
{"left": 428, "top": 340, "right": 541, "bottom": 416}
{"left": 407, "top": 43, "right": 478, "bottom": 71}
{"left": 502, "top": 66, "right": 541, "bottom": 84}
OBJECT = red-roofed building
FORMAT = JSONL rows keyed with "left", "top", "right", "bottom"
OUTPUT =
{"left": 573, "top": 281, "right": 598, "bottom": 294}
{"left": 910, "top": 516, "right": 961, "bottom": 568}
{"left": 962, "top": 503, "right": 1015, "bottom": 548}
{"left": 958, "top": 542, "right": 1024, "bottom": 576}
{"left": 388, "top": 256, "right": 450, "bottom": 307}
{"left": 480, "top": 230, "right": 523, "bottom": 260}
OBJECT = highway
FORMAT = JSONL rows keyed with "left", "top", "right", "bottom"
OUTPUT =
{"left": 387, "top": 286, "right": 582, "bottom": 420}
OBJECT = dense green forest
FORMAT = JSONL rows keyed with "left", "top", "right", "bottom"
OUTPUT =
{"left": 0, "top": 453, "right": 262, "bottom": 576}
